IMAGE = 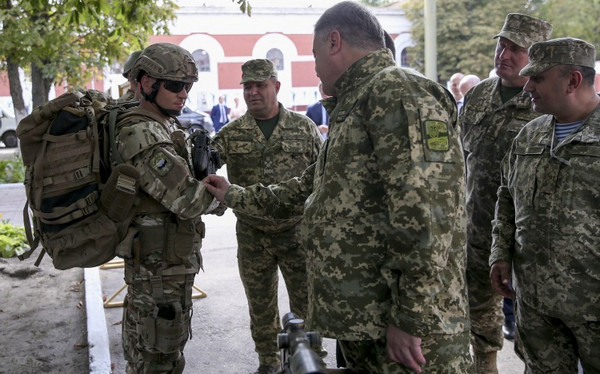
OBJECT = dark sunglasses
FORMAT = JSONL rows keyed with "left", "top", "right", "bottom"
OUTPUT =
{"left": 162, "top": 80, "right": 193, "bottom": 93}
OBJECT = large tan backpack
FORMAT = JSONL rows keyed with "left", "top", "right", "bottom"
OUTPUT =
{"left": 16, "top": 90, "right": 141, "bottom": 269}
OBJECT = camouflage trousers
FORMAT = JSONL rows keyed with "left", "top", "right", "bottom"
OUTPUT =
{"left": 466, "top": 243, "right": 504, "bottom": 353}
{"left": 338, "top": 331, "right": 474, "bottom": 373}
{"left": 515, "top": 299, "right": 600, "bottom": 373}
{"left": 122, "top": 259, "right": 197, "bottom": 374}
{"left": 236, "top": 222, "right": 309, "bottom": 367}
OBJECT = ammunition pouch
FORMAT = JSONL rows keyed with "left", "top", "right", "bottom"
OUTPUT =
{"left": 99, "top": 164, "right": 140, "bottom": 223}
{"left": 139, "top": 302, "right": 191, "bottom": 354}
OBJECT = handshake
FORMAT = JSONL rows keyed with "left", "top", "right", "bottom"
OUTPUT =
{"left": 203, "top": 174, "right": 231, "bottom": 204}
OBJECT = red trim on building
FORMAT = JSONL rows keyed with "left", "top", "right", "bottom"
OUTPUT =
{"left": 150, "top": 35, "right": 188, "bottom": 45}
{"left": 286, "top": 34, "right": 315, "bottom": 56}
{"left": 213, "top": 35, "right": 263, "bottom": 56}
{"left": 292, "top": 61, "right": 318, "bottom": 87}
{"left": 219, "top": 62, "right": 245, "bottom": 89}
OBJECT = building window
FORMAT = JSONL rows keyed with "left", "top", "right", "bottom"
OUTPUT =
{"left": 266, "top": 48, "right": 284, "bottom": 71}
{"left": 401, "top": 49, "right": 409, "bottom": 67}
{"left": 193, "top": 49, "right": 210, "bottom": 72}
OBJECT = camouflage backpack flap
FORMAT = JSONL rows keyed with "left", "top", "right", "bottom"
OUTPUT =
{"left": 17, "top": 90, "right": 141, "bottom": 269}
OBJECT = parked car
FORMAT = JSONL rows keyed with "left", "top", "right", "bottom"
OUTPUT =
{"left": 0, "top": 111, "right": 18, "bottom": 148}
{"left": 177, "top": 106, "right": 215, "bottom": 136}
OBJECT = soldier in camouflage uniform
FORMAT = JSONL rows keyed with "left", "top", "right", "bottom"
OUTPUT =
{"left": 211, "top": 59, "right": 323, "bottom": 374}
{"left": 490, "top": 37, "right": 600, "bottom": 374}
{"left": 114, "top": 42, "right": 219, "bottom": 374}
{"left": 457, "top": 13, "right": 552, "bottom": 373}
{"left": 205, "top": 2, "right": 472, "bottom": 373}
{"left": 119, "top": 50, "right": 143, "bottom": 102}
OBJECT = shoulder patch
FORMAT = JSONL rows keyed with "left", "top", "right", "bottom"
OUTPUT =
{"left": 150, "top": 150, "right": 173, "bottom": 176}
{"left": 424, "top": 120, "right": 450, "bottom": 151}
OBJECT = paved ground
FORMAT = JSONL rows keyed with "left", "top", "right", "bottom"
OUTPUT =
{"left": 0, "top": 153, "right": 525, "bottom": 373}
{"left": 101, "top": 208, "right": 525, "bottom": 373}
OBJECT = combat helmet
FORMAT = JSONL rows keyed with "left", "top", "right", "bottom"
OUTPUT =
{"left": 122, "top": 50, "right": 143, "bottom": 79}
{"left": 129, "top": 42, "right": 198, "bottom": 84}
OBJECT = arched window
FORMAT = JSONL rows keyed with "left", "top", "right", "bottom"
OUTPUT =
{"left": 401, "top": 49, "right": 409, "bottom": 67}
{"left": 266, "top": 48, "right": 284, "bottom": 71}
{"left": 193, "top": 49, "right": 210, "bottom": 72}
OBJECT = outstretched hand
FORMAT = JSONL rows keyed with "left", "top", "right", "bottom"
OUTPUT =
{"left": 490, "top": 260, "right": 515, "bottom": 298}
{"left": 386, "top": 325, "right": 426, "bottom": 373}
{"left": 203, "top": 174, "right": 231, "bottom": 203}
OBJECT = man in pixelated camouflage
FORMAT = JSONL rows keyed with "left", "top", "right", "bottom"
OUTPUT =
{"left": 490, "top": 37, "right": 600, "bottom": 373}
{"left": 457, "top": 13, "right": 552, "bottom": 373}
{"left": 211, "top": 58, "right": 323, "bottom": 374}
{"left": 205, "top": 2, "right": 473, "bottom": 372}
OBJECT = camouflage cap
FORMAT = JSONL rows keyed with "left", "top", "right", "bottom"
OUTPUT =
{"left": 240, "top": 59, "right": 278, "bottom": 84}
{"left": 520, "top": 37, "right": 597, "bottom": 76}
{"left": 494, "top": 13, "right": 553, "bottom": 49}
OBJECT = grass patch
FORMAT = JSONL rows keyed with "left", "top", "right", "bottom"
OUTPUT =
{"left": 0, "top": 157, "right": 25, "bottom": 184}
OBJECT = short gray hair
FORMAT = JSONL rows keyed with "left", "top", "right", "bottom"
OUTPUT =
{"left": 314, "top": 1, "right": 385, "bottom": 51}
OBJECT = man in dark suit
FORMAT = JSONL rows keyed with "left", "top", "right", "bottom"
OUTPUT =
{"left": 305, "top": 82, "right": 329, "bottom": 138}
{"left": 210, "top": 95, "right": 229, "bottom": 132}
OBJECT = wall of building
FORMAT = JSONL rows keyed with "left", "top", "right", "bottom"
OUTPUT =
{"left": 105, "top": 2, "right": 412, "bottom": 112}
{"left": 1, "top": 1, "right": 412, "bottom": 115}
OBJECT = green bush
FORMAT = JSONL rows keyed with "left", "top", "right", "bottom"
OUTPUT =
{"left": 0, "top": 220, "right": 28, "bottom": 258}
{"left": 0, "top": 157, "right": 25, "bottom": 183}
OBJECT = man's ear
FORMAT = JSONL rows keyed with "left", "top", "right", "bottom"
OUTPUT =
{"left": 566, "top": 70, "right": 583, "bottom": 93}
{"left": 140, "top": 75, "right": 156, "bottom": 94}
{"left": 329, "top": 30, "right": 342, "bottom": 54}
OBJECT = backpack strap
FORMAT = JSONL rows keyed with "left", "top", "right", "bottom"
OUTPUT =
{"left": 18, "top": 198, "right": 40, "bottom": 261}
{"left": 108, "top": 107, "right": 125, "bottom": 165}
{"left": 18, "top": 201, "right": 47, "bottom": 267}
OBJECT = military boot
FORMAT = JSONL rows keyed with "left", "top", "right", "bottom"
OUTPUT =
{"left": 254, "top": 364, "right": 279, "bottom": 374}
{"left": 474, "top": 350, "right": 498, "bottom": 374}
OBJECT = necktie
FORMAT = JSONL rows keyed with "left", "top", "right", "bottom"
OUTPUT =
{"left": 321, "top": 105, "right": 328, "bottom": 125}
{"left": 220, "top": 105, "right": 226, "bottom": 123}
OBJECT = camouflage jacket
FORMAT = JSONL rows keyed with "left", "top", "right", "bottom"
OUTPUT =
{"left": 458, "top": 77, "right": 540, "bottom": 254}
{"left": 490, "top": 104, "right": 600, "bottom": 322}
{"left": 212, "top": 104, "right": 322, "bottom": 233}
{"left": 113, "top": 108, "right": 217, "bottom": 269}
{"left": 226, "top": 50, "right": 469, "bottom": 340}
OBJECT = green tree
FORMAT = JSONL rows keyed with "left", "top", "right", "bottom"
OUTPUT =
{"left": 0, "top": 0, "right": 252, "bottom": 120}
{"left": 528, "top": 0, "right": 600, "bottom": 49}
{"left": 402, "top": 0, "right": 532, "bottom": 83}
{"left": 0, "top": 0, "right": 176, "bottom": 118}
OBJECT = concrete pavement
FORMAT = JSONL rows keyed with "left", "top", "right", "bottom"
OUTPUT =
{"left": 0, "top": 172, "right": 525, "bottom": 373}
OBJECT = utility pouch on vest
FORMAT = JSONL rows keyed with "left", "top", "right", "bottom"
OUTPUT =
{"left": 99, "top": 164, "right": 140, "bottom": 222}
{"left": 115, "top": 227, "right": 139, "bottom": 259}
{"left": 139, "top": 302, "right": 190, "bottom": 353}
{"left": 137, "top": 224, "right": 166, "bottom": 263}
{"left": 165, "top": 218, "right": 195, "bottom": 267}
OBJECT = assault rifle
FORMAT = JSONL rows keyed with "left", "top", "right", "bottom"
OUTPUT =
{"left": 277, "top": 313, "right": 327, "bottom": 374}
